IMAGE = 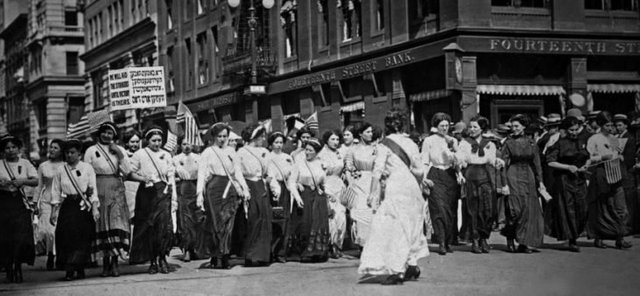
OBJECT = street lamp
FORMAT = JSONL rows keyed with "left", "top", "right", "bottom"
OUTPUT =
{"left": 228, "top": 0, "right": 274, "bottom": 94}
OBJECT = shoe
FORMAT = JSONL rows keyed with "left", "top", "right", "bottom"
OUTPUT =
{"left": 46, "top": 253, "right": 55, "bottom": 271}
{"left": 183, "top": 250, "right": 191, "bottom": 262}
{"left": 220, "top": 255, "right": 231, "bottom": 269}
{"left": 381, "top": 274, "right": 403, "bottom": 285}
{"left": 506, "top": 239, "right": 517, "bottom": 253}
{"left": 480, "top": 239, "right": 490, "bottom": 253}
{"left": 518, "top": 245, "right": 533, "bottom": 254}
{"left": 148, "top": 260, "right": 158, "bottom": 275}
{"left": 274, "top": 256, "right": 287, "bottom": 263}
{"left": 568, "top": 244, "right": 580, "bottom": 253}
{"left": 437, "top": 243, "right": 447, "bottom": 255}
{"left": 101, "top": 257, "right": 111, "bottom": 277}
{"left": 244, "top": 259, "right": 254, "bottom": 267}
{"left": 404, "top": 266, "right": 421, "bottom": 281}
{"left": 615, "top": 240, "right": 632, "bottom": 249}
{"left": 110, "top": 256, "right": 120, "bottom": 277}
{"left": 63, "top": 271, "right": 74, "bottom": 281}
{"left": 76, "top": 269, "right": 86, "bottom": 279}
{"left": 594, "top": 239, "right": 608, "bottom": 249}
{"left": 159, "top": 257, "right": 169, "bottom": 274}
{"left": 445, "top": 244, "right": 453, "bottom": 253}
{"left": 471, "top": 240, "right": 482, "bottom": 254}
{"left": 13, "top": 264, "right": 22, "bottom": 283}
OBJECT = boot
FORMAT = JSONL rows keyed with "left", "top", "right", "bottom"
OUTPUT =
{"left": 148, "top": 258, "right": 158, "bottom": 274}
{"left": 594, "top": 239, "right": 607, "bottom": 249}
{"left": 101, "top": 256, "right": 111, "bottom": 277}
{"left": 471, "top": 239, "right": 482, "bottom": 254}
{"left": 445, "top": 242, "right": 453, "bottom": 253}
{"left": 615, "top": 238, "right": 632, "bottom": 249}
{"left": 159, "top": 256, "right": 169, "bottom": 274}
{"left": 437, "top": 243, "right": 447, "bottom": 255}
{"left": 480, "top": 239, "right": 490, "bottom": 253}
{"left": 110, "top": 256, "right": 120, "bottom": 277}
{"left": 221, "top": 255, "right": 230, "bottom": 269}
{"left": 46, "top": 253, "right": 55, "bottom": 271}
{"left": 63, "top": 270, "right": 74, "bottom": 281}
{"left": 13, "top": 263, "right": 23, "bottom": 283}
{"left": 507, "top": 238, "right": 517, "bottom": 253}
{"left": 76, "top": 268, "right": 86, "bottom": 279}
{"left": 381, "top": 274, "right": 403, "bottom": 285}
{"left": 568, "top": 239, "right": 580, "bottom": 252}
{"left": 404, "top": 265, "right": 421, "bottom": 281}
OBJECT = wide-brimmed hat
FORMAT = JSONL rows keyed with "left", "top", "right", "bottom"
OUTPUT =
{"left": 546, "top": 113, "right": 562, "bottom": 127}
{"left": 614, "top": 114, "right": 629, "bottom": 125}
{"left": 587, "top": 111, "right": 601, "bottom": 121}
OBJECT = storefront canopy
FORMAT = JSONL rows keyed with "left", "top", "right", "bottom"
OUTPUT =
{"left": 587, "top": 84, "right": 640, "bottom": 94}
{"left": 409, "top": 89, "right": 453, "bottom": 102}
{"left": 476, "top": 85, "right": 565, "bottom": 96}
{"left": 340, "top": 101, "right": 365, "bottom": 112}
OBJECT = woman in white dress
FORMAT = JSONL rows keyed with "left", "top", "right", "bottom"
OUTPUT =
{"left": 318, "top": 130, "right": 347, "bottom": 258}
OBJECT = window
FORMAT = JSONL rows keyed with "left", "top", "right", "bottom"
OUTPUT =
{"left": 107, "top": 6, "right": 113, "bottom": 37}
{"left": 212, "top": 26, "right": 220, "bottom": 78}
{"left": 185, "top": 38, "right": 193, "bottom": 89}
{"left": 132, "top": 0, "right": 138, "bottom": 24}
{"left": 98, "top": 12, "right": 103, "bottom": 43}
{"left": 198, "top": 0, "right": 206, "bottom": 14}
{"left": 113, "top": 2, "right": 119, "bottom": 33}
{"left": 166, "top": 0, "right": 174, "bottom": 29}
{"left": 586, "top": 0, "right": 638, "bottom": 10}
{"left": 339, "top": 0, "right": 361, "bottom": 42}
{"left": 197, "top": 32, "right": 209, "bottom": 85}
{"left": 166, "top": 46, "right": 175, "bottom": 92}
{"left": 186, "top": 0, "right": 194, "bottom": 20}
{"left": 410, "top": 0, "right": 438, "bottom": 21}
{"left": 88, "top": 18, "right": 94, "bottom": 46}
{"left": 66, "top": 52, "right": 79, "bottom": 75}
{"left": 318, "top": 0, "right": 329, "bottom": 47}
{"left": 64, "top": 8, "right": 78, "bottom": 26}
{"left": 67, "top": 97, "right": 85, "bottom": 125}
{"left": 92, "top": 70, "right": 108, "bottom": 108}
{"left": 119, "top": 0, "right": 124, "bottom": 29}
{"left": 492, "top": 0, "right": 547, "bottom": 7}
{"left": 281, "top": 0, "right": 297, "bottom": 57}
{"left": 374, "top": 0, "right": 384, "bottom": 31}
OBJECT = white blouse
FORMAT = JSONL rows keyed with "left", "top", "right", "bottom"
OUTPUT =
{"left": 130, "top": 147, "right": 177, "bottom": 199}
{"left": 457, "top": 138, "right": 497, "bottom": 166}
{"left": 0, "top": 158, "right": 38, "bottom": 193}
{"left": 421, "top": 134, "right": 458, "bottom": 170}
{"left": 237, "top": 146, "right": 270, "bottom": 181}
{"left": 50, "top": 162, "right": 99, "bottom": 205}
{"left": 587, "top": 133, "right": 620, "bottom": 163}
{"left": 174, "top": 152, "right": 200, "bottom": 181}
{"left": 84, "top": 143, "right": 131, "bottom": 176}
{"left": 267, "top": 152, "right": 294, "bottom": 182}
{"left": 196, "top": 145, "right": 248, "bottom": 196}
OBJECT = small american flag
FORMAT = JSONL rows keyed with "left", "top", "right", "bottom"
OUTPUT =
{"left": 305, "top": 111, "right": 319, "bottom": 130}
{"left": 604, "top": 158, "right": 623, "bottom": 184}
{"left": 164, "top": 130, "right": 178, "bottom": 152}
{"left": 177, "top": 102, "right": 204, "bottom": 146}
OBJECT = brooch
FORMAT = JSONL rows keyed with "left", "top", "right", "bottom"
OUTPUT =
{"left": 160, "top": 154, "right": 165, "bottom": 160}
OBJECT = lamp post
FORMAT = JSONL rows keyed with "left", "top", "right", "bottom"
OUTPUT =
{"left": 228, "top": 0, "right": 274, "bottom": 94}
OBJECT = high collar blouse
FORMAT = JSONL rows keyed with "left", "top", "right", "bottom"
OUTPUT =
{"left": 457, "top": 137, "right": 497, "bottom": 166}
{"left": 267, "top": 151, "right": 294, "bottom": 182}
{"left": 196, "top": 145, "right": 247, "bottom": 196}
{"left": 50, "top": 161, "right": 98, "bottom": 205}
{"left": 84, "top": 143, "right": 131, "bottom": 176}
{"left": 421, "top": 134, "right": 458, "bottom": 170}
{"left": 237, "top": 145, "right": 270, "bottom": 181}
{"left": 0, "top": 158, "right": 37, "bottom": 192}
{"left": 345, "top": 143, "right": 377, "bottom": 172}
{"left": 174, "top": 152, "right": 200, "bottom": 180}
{"left": 317, "top": 146, "right": 344, "bottom": 177}
{"left": 288, "top": 158, "right": 326, "bottom": 189}
{"left": 33, "top": 160, "right": 65, "bottom": 203}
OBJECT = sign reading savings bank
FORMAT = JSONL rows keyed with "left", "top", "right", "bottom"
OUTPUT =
{"left": 108, "top": 67, "right": 167, "bottom": 111}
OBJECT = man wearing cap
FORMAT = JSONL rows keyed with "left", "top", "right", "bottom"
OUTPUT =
{"left": 615, "top": 114, "right": 639, "bottom": 235}
{"left": 566, "top": 108, "right": 592, "bottom": 143}
{"left": 586, "top": 111, "right": 602, "bottom": 134}
{"left": 538, "top": 114, "right": 562, "bottom": 199}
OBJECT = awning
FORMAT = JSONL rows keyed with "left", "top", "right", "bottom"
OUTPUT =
{"left": 409, "top": 89, "right": 452, "bottom": 102}
{"left": 340, "top": 101, "right": 365, "bottom": 112}
{"left": 587, "top": 84, "right": 640, "bottom": 94}
{"left": 476, "top": 85, "right": 565, "bottom": 96}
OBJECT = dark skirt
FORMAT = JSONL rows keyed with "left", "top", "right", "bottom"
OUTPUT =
{"left": 586, "top": 166, "right": 628, "bottom": 240}
{"left": 199, "top": 176, "right": 241, "bottom": 257}
{"left": 0, "top": 190, "right": 35, "bottom": 266}
{"left": 243, "top": 179, "right": 273, "bottom": 263}
{"left": 427, "top": 167, "right": 459, "bottom": 244}
{"left": 545, "top": 173, "right": 588, "bottom": 241}
{"left": 272, "top": 181, "right": 291, "bottom": 258}
{"left": 56, "top": 195, "right": 95, "bottom": 269}
{"left": 130, "top": 182, "right": 174, "bottom": 264}
{"left": 464, "top": 165, "right": 496, "bottom": 240}
{"left": 177, "top": 180, "right": 205, "bottom": 251}
{"left": 93, "top": 175, "right": 130, "bottom": 258}
{"left": 501, "top": 163, "right": 544, "bottom": 247}
{"left": 287, "top": 186, "right": 329, "bottom": 262}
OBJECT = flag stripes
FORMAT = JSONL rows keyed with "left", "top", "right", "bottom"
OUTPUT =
{"left": 604, "top": 158, "right": 622, "bottom": 184}
{"left": 177, "top": 102, "right": 204, "bottom": 146}
{"left": 164, "top": 130, "right": 178, "bottom": 152}
{"left": 305, "top": 111, "right": 319, "bottom": 130}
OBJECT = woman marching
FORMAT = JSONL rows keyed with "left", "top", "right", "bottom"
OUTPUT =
{"left": 123, "top": 131, "right": 142, "bottom": 220}
{"left": 501, "top": 114, "right": 546, "bottom": 254}
{"left": 338, "top": 125, "right": 357, "bottom": 157}
{"left": 457, "top": 115, "right": 498, "bottom": 254}
{"left": 318, "top": 130, "right": 347, "bottom": 258}
{"left": 0, "top": 136, "right": 38, "bottom": 283}
{"left": 237, "top": 124, "right": 273, "bottom": 266}
{"left": 196, "top": 123, "right": 250, "bottom": 269}
{"left": 288, "top": 138, "right": 331, "bottom": 263}
{"left": 84, "top": 122, "right": 131, "bottom": 277}
{"left": 343, "top": 122, "right": 378, "bottom": 247}
{"left": 358, "top": 110, "right": 428, "bottom": 285}
{"left": 267, "top": 132, "right": 294, "bottom": 263}
{"left": 33, "top": 139, "right": 65, "bottom": 270}
{"left": 545, "top": 116, "right": 589, "bottom": 252}
{"left": 129, "top": 126, "right": 178, "bottom": 274}
{"left": 422, "top": 113, "right": 461, "bottom": 255}
{"left": 585, "top": 112, "right": 633, "bottom": 249}
{"left": 174, "top": 138, "right": 201, "bottom": 262}
{"left": 50, "top": 139, "right": 100, "bottom": 281}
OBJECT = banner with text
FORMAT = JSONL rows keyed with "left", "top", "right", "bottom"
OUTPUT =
{"left": 108, "top": 67, "right": 166, "bottom": 111}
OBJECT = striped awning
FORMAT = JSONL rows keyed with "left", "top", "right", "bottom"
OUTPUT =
{"left": 340, "top": 101, "right": 365, "bottom": 112}
{"left": 409, "top": 89, "right": 452, "bottom": 102}
{"left": 476, "top": 85, "right": 565, "bottom": 96}
{"left": 587, "top": 84, "right": 640, "bottom": 94}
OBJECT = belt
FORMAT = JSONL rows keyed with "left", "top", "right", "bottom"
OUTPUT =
{"left": 430, "top": 164, "right": 453, "bottom": 171}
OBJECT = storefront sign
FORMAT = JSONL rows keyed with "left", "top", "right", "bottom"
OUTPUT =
{"left": 108, "top": 67, "right": 166, "bottom": 111}
{"left": 459, "top": 36, "right": 640, "bottom": 55}
{"left": 187, "top": 92, "right": 239, "bottom": 112}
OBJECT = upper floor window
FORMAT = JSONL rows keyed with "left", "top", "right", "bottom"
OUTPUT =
{"left": 197, "top": 32, "right": 209, "bottom": 85}
{"left": 66, "top": 52, "right": 79, "bottom": 75}
{"left": 166, "top": 0, "right": 174, "bottom": 29}
{"left": 317, "top": 0, "right": 329, "bottom": 47}
{"left": 65, "top": 8, "right": 78, "bottom": 26}
{"left": 281, "top": 0, "right": 297, "bottom": 57}
{"left": 166, "top": 46, "right": 175, "bottom": 92}
{"left": 492, "top": 0, "right": 547, "bottom": 8}
{"left": 339, "top": 0, "right": 362, "bottom": 42}
{"left": 586, "top": 0, "right": 638, "bottom": 10}
{"left": 198, "top": 0, "right": 206, "bottom": 14}
{"left": 374, "top": 0, "right": 384, "bottom": 31}
{"left": 409, "top": 0, "right": 437, "bottom": 23}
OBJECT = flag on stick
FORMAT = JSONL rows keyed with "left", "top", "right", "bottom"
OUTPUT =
{"left": 305, "top": 112, "right": 319, "bottom": 130}
{"left": 177, "top": 102, "right": 204, "bottom": 146}
{"left": 164, "top": 130, "right": 178, "bottom": 152}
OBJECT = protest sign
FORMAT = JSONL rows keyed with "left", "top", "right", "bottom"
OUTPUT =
{"left": 108, "top": 67, "right": 166, "bottom": 111}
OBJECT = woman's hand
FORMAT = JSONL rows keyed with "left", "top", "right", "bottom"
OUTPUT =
{"left": 567, "top": 165, "right": 579, "bottom": 174}
{"left": 502, "top": 186, "right": 511, "bottom": 196}
{"left": 50, "top": 210, "right": 58, "bottom": 226}
{"left": 539, "top": 182, "right": 546, "bottom": 191}
{"left": 92, "top": 207, "right": 100, "bottom": 222}
{"left": 296, "top": 183, "right": 304, "bottom": 192}
{"left": 196, "top": 193, "right": 205, "bottom": 211}
{"left": 495, "top": 159, "right": 505, "bottom": 169}
{"left": 422, "top": 178, "right": 434, "bottom": 188}
{"left": 242, "top": 188, "right": 251, "bottom": 200}
{"left": 171, "top": 200, "right": 178, "bottom": 214}
{"left": 293, "top": 193, "right": 304, "bottom": 207}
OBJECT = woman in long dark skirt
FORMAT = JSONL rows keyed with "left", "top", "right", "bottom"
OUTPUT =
{"left": 457, "top": 115, "right": 498, "bottom": 254}
{"left": 50, "top": 139, "right": 99, "bottom": 281}
{"left": 129, "top": 127, "right": 178, "bottom": 274}
{"left": 174, "top": 139, "right": 202, "bottom": 262}
{"left": 238, "top": 124, "right": 273, "bottom": 266}
{"left": 196, "top": 123, "right": 250, "bottom": 269}
{"left": 501, "top": 114, "right": 546, "bottom": 254}
{"left": 0, "top": 136, "right": 38, "bottom": 283}
{"left": 546, "top": 116, "right": 589, "bottom": 252}
{"left": 267, "top": 132, "right": 294, "bottom": 262}
{"left": 421, "top": 113, "right": 461, "bottom": 255}
{"left": 287, "top": 139, "right": 330, "bottom": 263}
{"left": 585, "top": 112, "right": 633, "bottom": 249}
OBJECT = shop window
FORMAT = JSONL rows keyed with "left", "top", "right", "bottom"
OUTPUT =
{"left": 586, "top": 0, "right": 638, "bottom": 10}
{"left": 166, "top": 0, "right": 174, "bottom": 29}
{"left": 373, "top": 0, "right": 384, "bottom": 31}
{"left": 339, "top": 0, "right": 362, "bottom": 42}
{"left": 281, "top": 0, "right": 297, "bottom": 58}
{"left": 67, "top": 97, "right": 85, "bottom": 125}
{"left": 317, "top": 0, "right": 329, "bottom": 47}
{"left": 64, "top": 8, "right": 78, "bottom": 26}
{"left": 409, "top": 0, "right": 437, "bottom": 22}
{"left": 492, "top": 0, "right": 547, "bottom": 7}
{"left": 197, "top": 32, "right": 209, "bottom": 85}
{"left": 66, "top": 52, "right": 79, "bottom": 75}
{"left": 166, "top": 46, "right": 175, "bottom": 92}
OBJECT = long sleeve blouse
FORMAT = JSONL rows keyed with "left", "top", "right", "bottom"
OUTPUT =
{"left": 288, "top": 158, "right": 326, "bottom": 190}
{"left": 84, "top": 143, "right": 131, "bottom": 176}
{"left": 174, "top": 152, "right": 200, "bottom": 181}
{"left": 317, "top": 147, "right": 344, "bottom": 177}
{"left": 0, "top": 158, "right": 38, "bottom": 193}
{"left": 50, "top": 161, "right": 99, "bottom": 205}
{"left": 237, "top": 146, "right": 270, "bottom": 181}
{"left": 587, "top": 133, "right": 620, "bottom": 163}
{"left": 502, "top": 135, "right": 543, "bottom": 184}
{"left": 421, "top": 134, "right": 458, "bottom": 171}
{"left": 345, "top": 143, "right": 377, "bottom": 172}
{"left": 457, "top": 137, "right": 497, "bottom": 166}
{"left": 33, "top": 160, "right": 64, "bottom": 204}
{"left": 129, "top": 147, "right": 177, "bottom": 200}
{"left": 196, "top": 145, "right": 248, "bottom": 196}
